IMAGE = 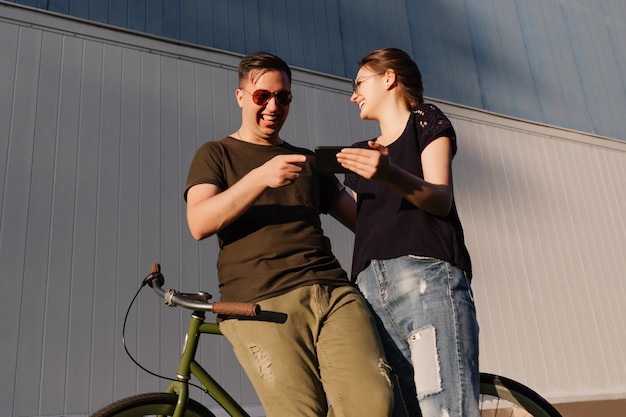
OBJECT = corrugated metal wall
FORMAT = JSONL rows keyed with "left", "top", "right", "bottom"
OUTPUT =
{"left": 0, "top": 5, "right": 368, "bottom": 417}
{"left": 444, "top": 105, "right": 626, "bottom": 403}
{"left": 5, "top": 0, "right": 626, "bottom": 143}
{"left": 1, "top": 4, "right": 625, "bottom": 417}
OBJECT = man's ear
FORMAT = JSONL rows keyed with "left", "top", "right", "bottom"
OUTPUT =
{"left": 235, "top": 88, "right": 245, "bottom": 108}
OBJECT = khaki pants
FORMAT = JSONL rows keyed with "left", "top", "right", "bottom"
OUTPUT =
{"left": 220, "top": 284, "right": 394, "bottom": 417}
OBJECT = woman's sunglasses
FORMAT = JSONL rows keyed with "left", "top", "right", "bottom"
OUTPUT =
{"left": 241, "top": 88, "right": 293, "bottom": 106}
{"left": 351, "top": 72, "right": 384, "bottom": 94}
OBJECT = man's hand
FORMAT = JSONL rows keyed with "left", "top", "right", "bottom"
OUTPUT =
{"left": 258, "top": 154, "right": 307, "bottom": 188}
{"left": 186, "top": 153, "right": 308, "bottom": 240}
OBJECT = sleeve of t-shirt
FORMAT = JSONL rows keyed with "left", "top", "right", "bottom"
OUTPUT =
{"left": 184, "top": 141, "right": 226, "bottom": 201}
{"left": 414, "top": 103, "right": 457, "bottom": 157}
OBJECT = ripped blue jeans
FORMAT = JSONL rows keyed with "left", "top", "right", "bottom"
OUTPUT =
{"left": 356, "top": 256, "right": 480, "bottom": 417}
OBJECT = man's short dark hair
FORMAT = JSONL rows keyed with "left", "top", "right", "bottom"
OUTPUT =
{"left": 238, "top": 52, "right": 292, "bottom": 86}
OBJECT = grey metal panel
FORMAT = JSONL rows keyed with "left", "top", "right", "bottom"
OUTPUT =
{"left": 405, "top": 0, "right": 483, "bottom": 109}
{"left": 465, "top": 1, "right": 544, "bottom": 122}
{"left": 36, "top": 29, "right": 69, "bottom": 415}
{"left": 89, "top": 42, "right": 124, "bottom": 406}
{"left": 337, "top": 0, "right": 414, "bottom": 76}
{"left": 560, "top": 2, "right": 624, "bottom": 136}
{"left": 444, "top": 103, "right": 626, "bottom": 402}
{"left": 6, "top": 0, "right": 626, "bottom": 141}
{"left": 515, "top": 0, "right": 591, "bottom": 133}
{"left": 0, "top": 15, "right": 20, "bottom": 416}
{"left": 9, "top": 24, "right": 47, "bottom": 417}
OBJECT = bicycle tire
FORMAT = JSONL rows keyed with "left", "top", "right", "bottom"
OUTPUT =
{"left": 90, "top": 392, "right": 216, "bottom": 417}
{"left": 479, "top": 373, "right": 562, "bottom": 417}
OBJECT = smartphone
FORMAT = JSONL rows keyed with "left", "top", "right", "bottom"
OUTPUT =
{"left": 315, "top": 146, "right": 350, "bottom": 173}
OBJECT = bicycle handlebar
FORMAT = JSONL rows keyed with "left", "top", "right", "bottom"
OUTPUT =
{"left": 144, "top": 263, "right": 261, "bottom": 316}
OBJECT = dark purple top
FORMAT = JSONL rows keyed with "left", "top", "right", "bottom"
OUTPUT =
{"left": 344, "top": 103, "right": 472, "bottom": 280}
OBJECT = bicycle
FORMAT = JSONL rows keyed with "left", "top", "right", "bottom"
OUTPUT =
{"left": 90, "top": 263, "right": 562, "bottom": 417}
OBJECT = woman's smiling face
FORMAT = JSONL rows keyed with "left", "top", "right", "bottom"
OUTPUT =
{"left": 350, "top": 69, "right": 385, "bottom": 121}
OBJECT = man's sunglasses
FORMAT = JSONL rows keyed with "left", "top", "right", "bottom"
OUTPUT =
{"left": 241, "top": 88, "right": 293, "bottom": 106}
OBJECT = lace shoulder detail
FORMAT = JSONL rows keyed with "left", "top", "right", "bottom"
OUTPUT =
{"left": 412, "top": 103, "right": 457, "bottom": 156}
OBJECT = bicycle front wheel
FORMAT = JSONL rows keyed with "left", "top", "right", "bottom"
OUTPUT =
{"left": 90, "top": 392, "right": 216, "bottom": 417}
{"left": 479, "top": 373, "right": 562, "bottom": 417}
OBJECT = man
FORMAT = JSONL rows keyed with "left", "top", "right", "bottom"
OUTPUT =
{"left": 184, "top": 51, "right": 393, "bottom": 417}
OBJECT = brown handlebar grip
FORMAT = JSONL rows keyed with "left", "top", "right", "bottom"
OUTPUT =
{"left": 151, "top": 263, "right": 161, "bottom": 273}
{"left": 212, "top": 301, "right": 261, "bottom": 316}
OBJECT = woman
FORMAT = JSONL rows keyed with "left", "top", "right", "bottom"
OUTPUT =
{"left": 337, "top": 48, "right": 480, "bottom": 417}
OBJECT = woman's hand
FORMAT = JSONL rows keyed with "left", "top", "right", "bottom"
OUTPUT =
{"left": 338, "top": 137, "right": 454, "bottom": 217}
{"left": 337, "top": 140, "right": 391, "bottom": 180}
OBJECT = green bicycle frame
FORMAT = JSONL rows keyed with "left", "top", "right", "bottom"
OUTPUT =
{"left": 166, "top": 312, "right": 250, "bottom": 417}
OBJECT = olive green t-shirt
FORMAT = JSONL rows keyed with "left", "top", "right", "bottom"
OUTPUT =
{"left": 184, "top": 136, "right": 349, "bottom": 303}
